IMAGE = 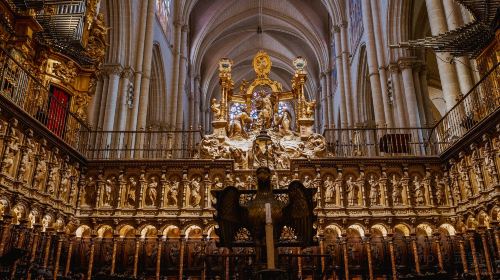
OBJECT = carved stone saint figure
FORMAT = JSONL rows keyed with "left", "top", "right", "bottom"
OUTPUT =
{"left": 190, "top": 177, "right": 202, "bottom": 207}
{"left": 127, "top": 177, "right": 137, "bottom": 207}
{"left": 146, "top": 177, "right": 158, "bottom": 206}
{"left": 413, "top": 176, "right": 425, "bottom": 205}
{"left": 168, "top": 180, "right": 179, "bottom": 206}
{"left": 484, "top": 146, "right": 498, "bottom": 185}
{"left": 33, "top": 152, "right": 47, "bottom": 190}
{"left": 1, "top": 129, "right": 19, "bottom": 175}
{"left": 46, "top": 165, "right": 60, "bottom": 195}
{"left": 82, "top": 177, "right": 97, "bottom": 207}
{"left": 59, "top": 170, "right": 71, "bottom": 200}
{"left": 302, "top": 175, "right": 312, "bottom": 188}
{"left": 213, "top": 176, "right": 223, "bottom": 189}
{"left": 346, "top": 176, "right": 358, "bottom": 206}
{"left": 391, "top": 174, "right": 403, "bottom": 205}
{"left": 368, "top": 175, "right": 380, "bottom": 206}
{"left": 102, "top": 177, "right": 115, "bottom": 206}
{"left": 434, "top": 177, "right": 446, "bottom": 206}
{"left": 324, "top": 175, "right": 335, "bottom": 204}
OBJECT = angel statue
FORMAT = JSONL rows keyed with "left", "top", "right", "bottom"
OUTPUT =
{"left": 211, "top": 98, "right": 222, "bottom": 120}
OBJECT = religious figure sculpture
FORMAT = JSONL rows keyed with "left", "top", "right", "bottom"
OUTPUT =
{"left": 102, "top": 177, "right": 115, "bottom": 207}
{"left": 166, "top": 179, "right": 179, "bottom": 206}
{"left": 82, "top": 176, "right": 97, "bottom": 207}
{"left": 302, "top": 175, "right": 312, "bottom": 188}
{"left": 255, "top": 91, "right": 274, "bottom": 129}
{"left": 391, "top": 174, "right": 403, "bottom": 206}
{"left": 211, "top": 98, "right": 223, "bottom": 120}
{"left": 413, "top": 176, "right": 425, "bottom": 205}
{"left": 33, "top": 154, "right": 47, "bottom": 190}
{"left": 484, "top": 144, "right": 499, "bottom": 185}
{"left": 190, "top": 177, "right": 202, "bottom": 207}
{"left": 303, "top": 100, "right": 316, "bottom": 119}
{"left": 213, "top": 176, "right": 224, "bottom": 189}
{"left": 59, "top": 169, "right": 71, "bottom": 200}
{"left": 127, "top": 176, "right": 137, "bottom": 207}
{"left": 368, "top": 175, "right": 380, "bottom": 206}
{"left": 1, "top": 128, "right": 19, "bottom": 175}
{"left": 434, "top": 177, "right": 446, "bottom": 206}
{"left": 46, "top": 165, "right": 60, "bottom": 195}
{"left": 346, "top": 176, "right": 358, "bottom": 206}
{"left": 146, "top": 177, "right": 158, "bottom": 206}
{"left": 324, "top": 175, "right": 335, "bottom": 204}
{"left": 18, "top": 136, "right": 34, "bottom": 182}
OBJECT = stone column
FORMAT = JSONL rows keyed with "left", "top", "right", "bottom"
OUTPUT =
{"left": 424, "top": 0, "right": 461, "bottom": 111}
{"left": 412, "top": 63, "right": 426, "bottom": 127}
{"left": 320, "top": 73, "right": 329, "bottom": 130}
{"left": 127, "top": 0, "right": 148, "bottom": 132}
{"left": 389, "top": 64, "right": 408, "bottom": 127}
{"left": 361, "top": 0, "right": 386, "bottom": 127}
{"left": 326, "top": 70, "right": 335, "bottom": 128}
{"left": 419, "top": 65, "right": 435, "bottom": 126}
{"left": 340, "top": 23, "right": 355, "bottom": 126}
{"left": 175, "top": 24, "right": 189, "bottom": 131}
{"left": 399, "top": 61, "right": 420, "bottom": 127}
{"left": 102, "top": 65, "right": 122, "bottom": 132}
{"left": 117, "top": 68, "right": 133, "bottom": 132}
{"left": 97, "top": 76, "right": 109, "bottom": 130}
{"left": 88, "top": 77, "right": 104, "bottom": 128}
{"left": 168, "top": 21, "right": 182, "bottom": 129}
{"left": 442, "top": 0, "right": 474, "bottom": 95}
{"left": 136, "top": 0, "right": 156, "bottom": 131}
{"left": 334, "top": 27, "right": 348, "bottom": 128}
{"left": 371, "top": 0, "right": 394, "bottom": 127}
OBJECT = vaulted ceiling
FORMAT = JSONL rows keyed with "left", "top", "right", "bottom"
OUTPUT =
{"left": 188, "top": 0, "right": 332, "bottom": 105}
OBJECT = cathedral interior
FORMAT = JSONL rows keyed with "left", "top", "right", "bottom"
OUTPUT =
{"left": 0, "top": 0, "right": 498, "bottom": 279}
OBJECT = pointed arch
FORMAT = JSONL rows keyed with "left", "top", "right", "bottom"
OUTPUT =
{"left": 147, "top": 43, "right": 167, "bottom": 127}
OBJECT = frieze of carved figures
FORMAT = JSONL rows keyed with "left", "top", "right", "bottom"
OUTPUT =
{"left": 102, "top": 176, "right": 116, "bottom": 207}
{"left": 234, "top": 177, "right": 245, "bottom": 189}
{"left": 69, "top": 166, "right": 79, "bottom": 205}
{"left": 357, "top": 172, "right": 366, "bottom": 206}
{"left": 448, "top": 162, "right": 462, "bottom": 204}
{"left": 483, "top": 141, "right": 498, "bottom": 186}
{"left": 1, "top": 119, "right": 20, "bottom": 176}
{"left": 302, "top": 175, "right": 312, "bottom": 188}
{"left": 81, "top": 176, "right": 96, "bottom": 207}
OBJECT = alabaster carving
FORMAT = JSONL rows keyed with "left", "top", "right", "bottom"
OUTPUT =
{"left": 102, "top": 176, "right": 116, "bottom": 207}
{"left": 413, "top": 175, "right": 425, "bottom": 206}
{"left": 189, "top": 176, "right": 202, "bottom": 207}
{"left": 164, "top": 177, "right": 179, "bottom": 207}
{"left": 1, "top": 123, "right": 20, "bottom": 176}
{"left": 18, "top": 134, "right": 35, "bottom": 182}
{"left": 126, "top": 176, "right": 138, "bottom": 207}
{"left": 59, "top": 169, "right": 71, "bottom": 201}
{"left": 82, "top": 176, "right": 97, "bottom": 207}
{"left": 211, "top": 98, "right": 223, "bottom": 121}
{"left": 368, "top": 175, "right": 381, "bottom": 206}
{"left": 46, "top": 163, "right": 60, "bottom": 195}
{"left": 324, "top": 175, "right": 335, "bottom": 204}
{"left": 434, "top": 176, "right": 446, "bottom": 206}
{"left": 146, "top": 176, "right": 158, "bottom": 206}
{"left": 391, "top": 174, "right": 403, "bottom": 206}
{"left": 346, "top": 176, "right": 359, "bottom": 206}
{"left": 33, "top": 148, "right": 47, "bottom": 190}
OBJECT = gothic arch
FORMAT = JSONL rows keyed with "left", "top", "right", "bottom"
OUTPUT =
{"left": 146, "top": 44, "right": 167, "bottom": 127}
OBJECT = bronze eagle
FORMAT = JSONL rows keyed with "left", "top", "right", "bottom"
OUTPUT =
{"left": 212, "top": 167, "right": 317, "bottom": 249}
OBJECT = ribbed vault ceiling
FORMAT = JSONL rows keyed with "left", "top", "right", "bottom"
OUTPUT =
{"left": 188, "top": 0, "right": 331, "bottom": 105}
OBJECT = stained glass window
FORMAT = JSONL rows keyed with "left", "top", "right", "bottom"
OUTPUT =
{"left": 229, "top": 103, "right": 246, "bottom": 121}
{"left": 156, "top": 0, "right": 171, "bottom": 37}
{"left": 278, "top": 102, "right": 289, "bottom": 116}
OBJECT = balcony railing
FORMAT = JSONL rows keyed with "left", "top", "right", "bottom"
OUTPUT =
{"left": 81, "top": 129, "right": 203, "bottom": 160}
{"left": 323, "top": 127, "right": 436, "bottom": 157}
{"left": 432, "top": 62, "right": 500, "bottom": 153}
{"left": 0, "top": 47, "right": 90, "bottom": 149}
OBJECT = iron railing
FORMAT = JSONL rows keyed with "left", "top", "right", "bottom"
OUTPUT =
{"left": 432, "top": 62, "right": 500, "bottom": 153}
{"left": 81, "top": 129, "right": 203, "bottom": 160}
{"left": 323, "top": 127, "right": 436, "bottom": 157}
{"left": 0, "top": 47, "right": 91, "bottom": 149}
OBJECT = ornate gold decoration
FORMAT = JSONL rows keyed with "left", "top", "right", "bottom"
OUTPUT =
{"left": 252, "top": 50, "right": 271, "bottom": 78}
{"left": 52, "top": 60, "right": 78, "bottom": 84}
